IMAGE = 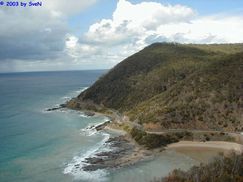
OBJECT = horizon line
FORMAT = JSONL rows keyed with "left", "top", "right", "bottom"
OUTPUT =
{"left": 0, "top": 69, "right": 109, "bottom": 74}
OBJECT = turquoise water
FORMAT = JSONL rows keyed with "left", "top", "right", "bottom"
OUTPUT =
{"left": 0, "top": 71, "right": 197, "bottom": 182}
{"left": 0, "top": 71, "right": 109, "bottom": 181}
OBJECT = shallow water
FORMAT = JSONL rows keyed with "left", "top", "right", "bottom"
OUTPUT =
{"left": 109, "top": 150, "right": 198, "bottom": 182}
{"left": 0, "top": 71, "right": 201, "bottom": 182}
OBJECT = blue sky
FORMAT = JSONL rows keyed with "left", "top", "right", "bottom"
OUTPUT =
{"left": 0, "top": 0, "right": 243, "bottom": 72}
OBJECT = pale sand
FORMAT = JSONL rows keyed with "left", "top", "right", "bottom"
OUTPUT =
{"left": 166, "top": 141, "right": 243, "bottom": 162}
{"left": 167, "top": 141, "right": 243, "bottom": 152}
{"left": 103, "top": 126, "right": 127, "bottom": 135}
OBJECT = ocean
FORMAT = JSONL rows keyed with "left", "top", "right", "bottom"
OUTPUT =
{"left": 0, "top": 71, "right": 197, "bottom": 182}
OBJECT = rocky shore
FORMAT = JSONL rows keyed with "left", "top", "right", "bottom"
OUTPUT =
{"left": 46, "top": 104, "right": 96, "bottom": 117}
{"left": 47, "top": 103, "right": 153, "bottom": 172}
{"left": 82, "top": 135, "right": 152, "bottom": 171}
{"left": 46, "top": 104, "right": 66, "bottom": 111}
{"left": 64, "top": 100, "right": 243, "bottom": 173}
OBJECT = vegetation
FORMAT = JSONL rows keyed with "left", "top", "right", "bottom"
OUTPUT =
{"left": 129, "top": 127, "right": 180, "bottom": 149}
{"left": 128, "top": 51, "right": 243, "bottom": 132}
{"left": 129, "top": 127, "right": 235, "bottom": 149}
{"left": 152, "top": 152, "right": 243, "bottom": 182}
{"left": 67, "top": 43, "right": 243, "bottom": 181}
{"left": 67, "top": 43, "right": 243, "bottom": 132}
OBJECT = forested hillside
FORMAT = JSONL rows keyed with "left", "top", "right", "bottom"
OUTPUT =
{"left": 67, "top": 43, "right": 243, "bottom": 132}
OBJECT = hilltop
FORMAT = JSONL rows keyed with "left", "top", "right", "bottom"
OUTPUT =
{"left": 67, "top": 43, "right": 243, "bottom": 132}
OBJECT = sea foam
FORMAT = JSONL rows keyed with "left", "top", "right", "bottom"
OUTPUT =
{"left": 63, "top": 132, "right": 111, "bottom": 182}
{"left": 80, "top": 118, "right": 110, "bottom": 136}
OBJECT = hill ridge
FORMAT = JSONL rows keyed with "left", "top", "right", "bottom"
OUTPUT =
{"left": 67, "top": 43, "right": 243, "bottom": 132}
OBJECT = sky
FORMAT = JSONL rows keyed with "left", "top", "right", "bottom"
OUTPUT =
{"left": 0, "top": 0, "right": 243, "bottom": 72}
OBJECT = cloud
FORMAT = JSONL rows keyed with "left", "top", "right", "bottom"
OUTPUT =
{"left": 66, "top": 0, "right": 196, "bottom": 66}
{"left": 1, "top": 0, "right": 243, "bottom": 72}
{"left": 155, "top": 15, "right": 243, "bottom": 44}
{"left": 0, "top": 8, "right": 67, "bottom": 61}
{"left": 112, "top": 0, "right": 195, "bottom": 29}
{"left": 84, "top": 0, "right": 243, "bottom": 46}
{"left": 66, "top": 0, "right": 243, "bottom": 69}
{"left": 0, "top": 0, "right": 97, "bottom": 72}
{"left": 84, "top": 0, "right": 195, "bottom": 45}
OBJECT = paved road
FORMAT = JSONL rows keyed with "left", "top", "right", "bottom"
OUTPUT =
{"left": 109, "top": 110, "right": 243, "bottom": 145}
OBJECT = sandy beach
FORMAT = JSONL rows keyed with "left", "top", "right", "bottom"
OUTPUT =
{"left": 166, "top": 141, "right": 243, "bottom": 162}
{"left": 167, "top": 141, "right": 243, "bottom": 153}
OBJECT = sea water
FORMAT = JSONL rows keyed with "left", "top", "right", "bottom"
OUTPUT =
{"left": 0, "top": 71, "right": 197, "bottom": 182}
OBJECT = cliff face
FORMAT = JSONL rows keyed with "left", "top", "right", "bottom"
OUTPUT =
{"left": 67, "top": 43, "right": 243, "bottom": 132}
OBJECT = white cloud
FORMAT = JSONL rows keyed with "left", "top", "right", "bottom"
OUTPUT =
{"left": 67, "top": 0, "right": 243, "bottom": 69}
{"left": 155, "top": 16, "right": 243, "bottom": 43}
{"left": 66, "top": 0, "right": 196, "bottom": 66}
{"left": 113, "top": 0, "right": 195, "bottom": 29}
{"left": 85, "top": 0, "right": 195, "bottom": 45}
{"left": 84, "top": 0, "right": 243, "bottom": 45}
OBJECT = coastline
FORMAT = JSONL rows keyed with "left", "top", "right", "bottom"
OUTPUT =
{"left": 58, "top": 107, "right": 154, "bottom": 172}
{"left": 95, "top": 112, "right": 243, "bottom": 168}
{"left": 80, "top": 126, "right": 153, "bottom": 172}
{"left": 62, "top": 102, "right": 243, "bottom": 172}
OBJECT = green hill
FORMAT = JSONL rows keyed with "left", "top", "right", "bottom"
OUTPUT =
{"left": 67, "top": 43, "right": 243, "bottom": 132}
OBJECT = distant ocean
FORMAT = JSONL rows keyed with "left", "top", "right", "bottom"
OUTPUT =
{"left": 0, "top": 71, "right": 196, "bottom": 182}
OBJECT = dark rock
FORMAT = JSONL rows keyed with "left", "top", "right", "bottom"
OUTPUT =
{"left": 46, "top": 107, "right": 60, "bottom": 111}
{"left": 85, "top": 157, "right": 104, "bottom": 164}
{"left": 95, "top": 121, "right": 111, "bottom": 131}
{"left": 46, "top": 104, "right": 66, "bottom": 111}
{"left": 60, "top": 104, "right": 66, "bottom": 108}
{"left": 84, "top": 111, "right": 95, "bottom": 117}
{"left": 83, "top": 164, "right": 107, "bottom": 171}
{"left": 81, "top": 135, "right": 137, "bottom": 172}
{"left": 95, "top": 151, "right": 113, "bottom": 157}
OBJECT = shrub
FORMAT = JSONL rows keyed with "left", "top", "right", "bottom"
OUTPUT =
{"left": 154, "top": 152, "right": 243, "bottom": 182}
